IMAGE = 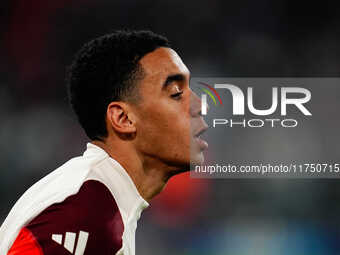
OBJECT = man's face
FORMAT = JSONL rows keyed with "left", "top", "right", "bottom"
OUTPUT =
{"left": 131, "top": 47, "right": 208, "bottom": 170}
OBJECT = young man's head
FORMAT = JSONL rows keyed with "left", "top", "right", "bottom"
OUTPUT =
{"left": 67, "top": 30, "right": 208, "bottom": 171}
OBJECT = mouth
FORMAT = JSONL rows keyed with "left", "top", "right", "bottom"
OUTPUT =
{"left": 194, "top": 126, "right": 209, "bottom": 150}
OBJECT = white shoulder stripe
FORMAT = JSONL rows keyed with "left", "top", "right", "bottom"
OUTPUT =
{"left": 64, "top": 232, "right": 76, "bottom": 253}
{"left": 51, "top": 234, "right": 62, "bottom": 244}
{"left": 75, "top": 231, "right": 89, "bottom": 255}
{"left": 51, "top": 231, "right": 89, "bottom": 255}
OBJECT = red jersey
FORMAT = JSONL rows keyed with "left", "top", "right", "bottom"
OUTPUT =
{"left": 0, "top": 143, "right": 149, "bottom": 255}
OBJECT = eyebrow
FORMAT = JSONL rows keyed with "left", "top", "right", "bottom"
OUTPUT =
{"left": 162, "top": 74, "right": 186, "bottom": 89}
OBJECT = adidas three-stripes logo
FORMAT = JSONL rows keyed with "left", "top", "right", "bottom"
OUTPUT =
{"left": 51, "top": 231, "right": 89, "bottom": 255}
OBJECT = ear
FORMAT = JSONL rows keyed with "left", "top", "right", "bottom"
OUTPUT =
{"left": 106, "top": 102, "right": 136, "bottom": 134}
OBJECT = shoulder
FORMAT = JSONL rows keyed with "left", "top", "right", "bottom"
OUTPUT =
{"left": 12, "top": 180, "right": 124, "bottom": 255}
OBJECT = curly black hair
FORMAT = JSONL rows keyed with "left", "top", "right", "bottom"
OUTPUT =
{"left": 67, "top": 30, "right": 170, "bottom": 141}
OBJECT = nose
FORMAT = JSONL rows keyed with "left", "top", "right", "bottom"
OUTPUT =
{"left": 190, "top": 90, "right": 206, "bottom": 117}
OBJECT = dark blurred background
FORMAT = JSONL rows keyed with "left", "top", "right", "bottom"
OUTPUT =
{"left": 1, "top": 1, "right": 340, "bottom": 254}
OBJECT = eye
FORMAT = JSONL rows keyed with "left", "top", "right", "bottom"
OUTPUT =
{"left": 171, "top": 91, "right": 183, "bottom": 99}
{"left": 170, "top": 84, "right": 183, "bottom": 99}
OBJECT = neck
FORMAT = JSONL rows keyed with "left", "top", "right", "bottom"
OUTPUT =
{"left": 92, "top": 139, "right": 175, "bottom": 202}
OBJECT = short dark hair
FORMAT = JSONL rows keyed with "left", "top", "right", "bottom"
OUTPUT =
{"left": 67, "top": 30, "right": 170, "bottom": 140}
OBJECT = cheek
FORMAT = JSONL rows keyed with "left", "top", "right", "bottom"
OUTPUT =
{"left": 164, "top": 114, "right": 190, "bottom": 143}
{"left": 153, "top": 111, "right": 190, "bottom": 142}
{"left": 136, "top": 105, "right": 191, "bottom": 154}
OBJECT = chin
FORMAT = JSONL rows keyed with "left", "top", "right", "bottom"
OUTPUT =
{"left": 190, "top": 152, "right": 205, "bottom": 166}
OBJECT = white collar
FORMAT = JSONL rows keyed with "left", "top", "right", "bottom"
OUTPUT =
{"left": 84, "top": 143, "right": 149, "bottom": 220}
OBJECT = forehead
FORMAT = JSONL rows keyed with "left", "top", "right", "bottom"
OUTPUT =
{"left": 139, "top": 47, "right": 190, "bottom": 81}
